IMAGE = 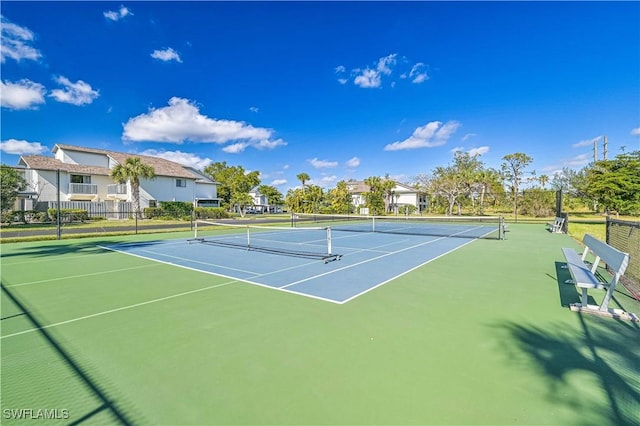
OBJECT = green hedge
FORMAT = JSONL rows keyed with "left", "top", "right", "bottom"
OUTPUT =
{"left": 194, "top": 207, "right": 230, "bottom": 220}
{"left": 47, "top": 208, "right": 89, "bottom": 222}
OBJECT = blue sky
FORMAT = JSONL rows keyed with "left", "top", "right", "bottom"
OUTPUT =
{"left": 1, "top": 1, "right": 639, "bottom": 191}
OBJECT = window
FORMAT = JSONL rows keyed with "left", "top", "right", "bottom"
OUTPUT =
{"left": 71, "top": 174, "right": 91, "bottom": 184}
{"left": 148, "top": 200, "right": 157, "bottom": 208}
{"left": 176, "top": 179, "right": 187, "bottom": 187}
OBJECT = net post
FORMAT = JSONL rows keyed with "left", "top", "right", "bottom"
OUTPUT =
{"left": 327, "top": 227, "right": 332, "bottom": 255}
{"left": 372, "top": 216, "right": 376, "bottom": 232}
{"left": 246, "top": 225, "right": 250, "bottom": 249}
{"left": 194, "top": 220, "right": 199, "bottom": 239}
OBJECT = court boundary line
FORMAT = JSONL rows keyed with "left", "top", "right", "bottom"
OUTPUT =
{"left": 340, "top": 236, "right": 482, "bottom": 303}
{"left": 5, "top": 264, "right": 160, "bottom": 288}
{"left": 99, "top": 245, "right": 343, "bottom": 304}
{"left": 279, "top": 226, "right": 490, "bottom": 290}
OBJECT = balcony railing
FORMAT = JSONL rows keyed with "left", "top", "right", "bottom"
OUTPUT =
{"left": 68, "top": 183, "right": 98, "bottom": 195}
{"left": 107, "top": 184, "right": 128, "bottom": 196}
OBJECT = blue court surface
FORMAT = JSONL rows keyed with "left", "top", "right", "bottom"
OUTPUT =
{"left": 101, "top": 226, "right": 491, "bottom": 304}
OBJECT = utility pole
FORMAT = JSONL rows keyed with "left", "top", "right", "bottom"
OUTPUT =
{"left": 603, "top": 135, "right": 608, "bottom": 160}
{"left": 593, "top": 139, "right": 598, "bottom": 163}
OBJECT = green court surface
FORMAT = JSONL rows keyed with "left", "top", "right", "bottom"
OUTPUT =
{"left": 1, "top": 224, "right": 638, "bottom": 425}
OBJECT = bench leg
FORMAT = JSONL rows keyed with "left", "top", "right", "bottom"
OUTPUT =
{"left": 600, "top": 285, "right": 614, "bottom": 311}
{"left": 581, "top": 288, "right": 589, "bottom": 306}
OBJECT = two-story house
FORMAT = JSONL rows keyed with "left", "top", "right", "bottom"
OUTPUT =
{"left": 347, "top": 180, "right": 428, "bottom": 214}
{"left": 17, "top": 144, "right": 220, "bottom": 215}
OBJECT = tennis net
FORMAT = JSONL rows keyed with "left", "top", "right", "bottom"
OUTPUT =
{"left": 606, "top": 218, "right": 640, "bottom": 300}
{"left": 190, "top": 220, "right": 341, "bottom": 262}
{"left": 292, "top": 213, "right": 505, "bottom": 240}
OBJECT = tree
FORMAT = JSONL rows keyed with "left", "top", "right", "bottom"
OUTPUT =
{"left": 538, "top": 174, "right": 549, "bottom": 189}
{"left": 257, "top": 185, "right": 284, "bottom": 207}
{"left": 110, "top": 157, "right": 155, "bottom": 219}
{"left": 296, "top": 172, "right": 310, "bottom": 192}
{"left": 476, "top": 168, "right": 502, "bottom": 214}
{"left": 581, "top": 151, "right": 640, "bottom": 214}
{"left": 327, "top": 180, "right": 353, "bottom": 214}
{"left": 431, "top": 165, "right": 465, "bottom": 216}
{"left": 204, "top": 162, "right": 260, "bottom": 216}
{"left": 382, "top": 175, "right": 397, "bottom": 213}
{"left": 363, "top": 176, "right": 386, "bottom": 215}
{"left": 1, "top": 165, "right": 27, "bottom": 215}
{"left": 501, "top": 153, "right": 533, "bottom": 219}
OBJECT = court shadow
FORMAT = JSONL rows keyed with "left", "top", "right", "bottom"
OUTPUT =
{"left": 1, "top": 282, "right": 140, "bottom": 425}
{"left": 493, "top": 316, "right": 640, "bottom": 425}
{"left": 1, "top": 239, "right": 159, "bottom": 259}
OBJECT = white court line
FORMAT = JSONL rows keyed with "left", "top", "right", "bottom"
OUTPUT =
{"left": 1, "top": 280, "right": 238, "bottom": 340}
{"left": 100, "top": 245, "right": 343, "bottom": 303}
{"left": 340, "top": 237, "right": 481, "bottom": 304}
{"left": 138, "top": 248, "right": 264, "bottom": 276}
{"left": 5, "top": 264, "right": 160, "bottom": 288}
{"left": 279, "top": 226, "right": 488, "bottom": 290}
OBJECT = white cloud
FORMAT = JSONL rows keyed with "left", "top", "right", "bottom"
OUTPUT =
{"left": 541, "top": 153, "right": 593, "bottom": 174}
{"left": 0, "top": 139, "right": 48, "bottom": 155}
{"left": 271, "top": 179, "right": 287, "bottom": 186}
{"left": 340, "top": 54, "right": 431, "bottom": 89}
{"left": 249, "top": 106, "right": 259, "bottom": 113}
{"left": 461, "top": 133, "right": 477, "bottom": 141}
{"left": 409, "top": 62, "right": 428, "bottom": 84}
{"left": 104, "top": 6, "right": 133, "bottom": 21}
{"left": 309, "top": 157, "right": 338, "bottom": 168}
{"left": 122, "top": 97, "right": 286, "bottom": 153}
{"left": 345, "top": 156, "right": 360, "bottom": 168}
{"left": 450, "top": 146, "right": 464, "bottom": 154}
{"left": 49, "top": 76, "right": 99, "bottom": 106}
{"left": 151, "top": 47, "right": 182, "bottom": 63}
{"left": 384, "top": 120, "right": 461, "bottom": 151}
{"left": 140, "top": 149, "right": 212, "bottom": 170}
{"left": 572, "top": 136, "right": 602, "bottom": 148}
{"left": 631, "top": 128, "right": 640, "bottom": 136}
{"left": 319, "top": 175, "right": 338, "bottom": 187}
{"left": 468, "top": 146, "right": 489, "bottom": 157}
{"left": 377, "top": 53, "right": 397, "bottom": 75}
{"left": 0, "top": 15, "right": 42, "bottom": 63}
{"left": 0, "top": 79, "right": 46, "bottom": 109}
{"left": 354, "top": 69, "right": 381, "bottom": 88}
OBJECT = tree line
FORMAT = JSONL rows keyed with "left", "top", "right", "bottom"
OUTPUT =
{"left": 2, "top": 149, "right": 638, "bottom": 221}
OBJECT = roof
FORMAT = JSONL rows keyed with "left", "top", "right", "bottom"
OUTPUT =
{"left": 19, "top": 155, "right": 112, "bottom": 176}
{"left": 346, "top": 180, "right": 419, "bottom": 194}
{"left": 52, "top": 144, "right": 196, "bottom": 179}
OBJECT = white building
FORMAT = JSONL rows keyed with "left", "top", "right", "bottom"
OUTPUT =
{"left": 16, "top": 144, "right": 220, "bottom": 214}
{"left": 347, "top": 180, "right": 428, "bottom": 214}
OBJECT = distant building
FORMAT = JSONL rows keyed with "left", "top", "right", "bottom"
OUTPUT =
{"left": 346, "top": 180, "right": 427, "bottom": 214}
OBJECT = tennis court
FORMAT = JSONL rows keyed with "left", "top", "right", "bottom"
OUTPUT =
{"left": 101, "top": 216, "right": 502, "bottom": 304}
{"left": 1, "top": 222, "right": 638, "bottom": 424}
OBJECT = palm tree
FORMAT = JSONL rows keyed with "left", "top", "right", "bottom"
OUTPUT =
{"left": 296, "top": 172, "right": 310, "bottom": 192}
{"left": 538, "top": 174, "right": 549, "bottom": 189}
{"left": 111, "top": 157, "right": 155, "bottom": 219}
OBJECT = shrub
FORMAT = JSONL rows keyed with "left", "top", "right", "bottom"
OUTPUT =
{"left": 398, "top": 205, "right": 417, "bottom": 215}
{"left": 194, "top": 207, "right": 230, "bottom": 220}
{"left": 144, "top": 207, "right": 162, "bottom": 219}
{"left": 47, "top": 208, "right": 88, "bottom": 222}
{"left": 159, "top": 201, "right": 193, "bottom": 218}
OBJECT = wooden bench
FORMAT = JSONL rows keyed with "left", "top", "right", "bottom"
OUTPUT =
{"left": 546, "top": 217, "right": 565, "bottom": 233}
{"left": 561, "top": 234, "right": 638, "bottom": 321}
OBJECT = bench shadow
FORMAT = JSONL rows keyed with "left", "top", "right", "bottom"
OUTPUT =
{"left": 554, "top": 261, "right": 582, "bottom": 307}
{"left": 493, "top": 316, "right": 640, "bottom": 425}
{"left": 1, "top": 282, "right": 141, "bottom": 425}
{"left": 554, "top": 261, "right": 639, "bottom": 314}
